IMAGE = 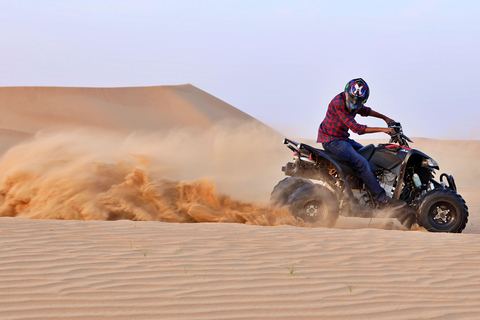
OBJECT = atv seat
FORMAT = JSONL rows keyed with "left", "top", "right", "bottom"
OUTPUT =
{"left": 311, "top": 148, "right": 356, "bottom": 176}
{"left": 358, "top": 144, "right": 375, "bottom": 161}
{"left": 314, "top": 143, "right": 375, "bottom": 162}
{"left": 313, "top": 143, "right": 376, "bottom": 177}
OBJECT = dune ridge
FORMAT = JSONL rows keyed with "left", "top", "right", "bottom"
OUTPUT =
{"left": 0, "top": 84, "right": 264, "bottom": 154}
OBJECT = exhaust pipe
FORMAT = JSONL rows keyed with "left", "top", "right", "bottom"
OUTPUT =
{"left": 282, "top": 162, "right": 297, "bottom": 177}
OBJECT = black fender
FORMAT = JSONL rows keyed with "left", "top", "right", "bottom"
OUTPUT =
{"left": 283, "top": 138, "right": 356, "bottom": 206}
{"left": 392, "top": 149, "right": 436, "bottom": 199}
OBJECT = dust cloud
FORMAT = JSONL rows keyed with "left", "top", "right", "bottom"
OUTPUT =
{"left": 0, "top": 122, "right": 419, "bottom": 230}
{"left": 0, "top": 122, "right": 304, "bottom": 225}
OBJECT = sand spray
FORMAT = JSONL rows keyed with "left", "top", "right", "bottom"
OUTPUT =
{"left": 0, "top": 122, "right": 306, "bottom": 225}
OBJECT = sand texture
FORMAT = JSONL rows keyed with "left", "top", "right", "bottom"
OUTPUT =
{"left": 2, "top": 216, "right": 480, "bottom": 320}
{"left": 0, "top": 85, "right": 479, "bottom": 319}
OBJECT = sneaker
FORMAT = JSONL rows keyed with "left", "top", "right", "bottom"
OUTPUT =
{"left": 378, "top": 197, "right": 406, "bottom": 210}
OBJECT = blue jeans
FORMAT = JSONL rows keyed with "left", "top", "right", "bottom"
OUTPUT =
{"left": 322, "top": 139, "right": 386, "bottom": 202}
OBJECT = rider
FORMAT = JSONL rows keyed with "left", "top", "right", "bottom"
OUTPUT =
{"left": 317, "top": 78, "right": 405, "bottom": 209}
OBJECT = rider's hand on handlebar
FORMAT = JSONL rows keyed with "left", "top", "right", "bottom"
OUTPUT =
{"left": 385, "top": 128, "right": 396, "bottom": 135}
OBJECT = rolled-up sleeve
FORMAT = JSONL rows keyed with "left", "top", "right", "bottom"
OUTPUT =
{"left": 358, "top": 106, "right": 371, "bottom": 117}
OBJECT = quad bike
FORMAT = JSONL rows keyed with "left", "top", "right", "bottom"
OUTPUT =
{"left": 271, "top": 123, "right": 469, "bottom": 233}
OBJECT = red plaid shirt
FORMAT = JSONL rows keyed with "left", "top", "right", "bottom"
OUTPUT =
{"left": 317, "top": 92, "right": 372, "bottom": 143}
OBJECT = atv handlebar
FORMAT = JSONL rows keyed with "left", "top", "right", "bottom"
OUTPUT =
{"left": 388, "top": 122, "right": 412, "bottom": 147}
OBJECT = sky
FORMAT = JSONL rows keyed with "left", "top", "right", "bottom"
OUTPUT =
{"left": 1, "top": 0, "right": 479, "bottom": 140}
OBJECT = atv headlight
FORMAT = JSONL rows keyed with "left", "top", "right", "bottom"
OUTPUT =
{"left": 422, "top": 157, "right": 439, "bottom": 168}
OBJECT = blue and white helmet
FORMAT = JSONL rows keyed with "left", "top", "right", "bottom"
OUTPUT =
{"left": 345, "top": 78, "right": 369, "bottom": 111}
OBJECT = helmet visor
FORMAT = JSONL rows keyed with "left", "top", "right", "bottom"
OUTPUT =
{"left": 345, "top": 93, "right": 365, "bottom": 111}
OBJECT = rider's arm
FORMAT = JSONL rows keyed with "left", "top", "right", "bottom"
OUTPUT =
{"left": 336, "top": 111, "right": 394, "bottom": 136}
{"left": 365, "top": 127, "right": 395, "bottom": 135}
{"left": 335, "top": 106, "right": 368, "bottom": 135}
{"left": 368, "top": 109, "right": 395, "bottom": 125}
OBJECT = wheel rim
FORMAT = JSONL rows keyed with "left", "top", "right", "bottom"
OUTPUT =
{"left": 300, "top": 200, "right": 328, "bottom": 224}
{"left": 428, "top": 201, "right": 457, "bottom": 229}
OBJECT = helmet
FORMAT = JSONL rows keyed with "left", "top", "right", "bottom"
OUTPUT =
{"left": 344, "top": 78, "right": 369, "bottom": 111}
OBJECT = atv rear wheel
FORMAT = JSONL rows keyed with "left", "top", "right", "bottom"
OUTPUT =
{"left": 417, "top": 189, "right": 469, "bottom": 233}
{"left": 270, "top": 177, "right": 313, "bottom": 208}
{"left": 286, "top": 184, "right": 339, "bottom": 227}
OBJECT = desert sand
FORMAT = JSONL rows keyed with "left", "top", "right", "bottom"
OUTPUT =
{"left": 0, "top": 85, "right": 479, "bottom": 319}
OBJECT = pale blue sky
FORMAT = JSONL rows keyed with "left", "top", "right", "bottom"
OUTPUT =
{"left": 1, "top": 0, "right": 479, "bottom": 139}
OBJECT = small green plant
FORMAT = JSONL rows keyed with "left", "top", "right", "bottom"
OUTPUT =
{"left": 139, "top": 249, "right": 148, "bottom": 257}
{"left": 345, "top": 283, "right": 354, "bottom": 293}
{"left": 287, "top": 263, "right": 296, "bottom": 275}
{"left": 184, "top": 266, "right": 188, "bottom": 274}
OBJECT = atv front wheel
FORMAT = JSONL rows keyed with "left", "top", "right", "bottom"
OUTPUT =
{"left": 270, "top": 177, "right": 313, "bottom": 208}
{"left": 417, "top": 189, "right": 469, "bottom": 233}
{"left": 286, "top": 184, "right": 339, "bottom": 227}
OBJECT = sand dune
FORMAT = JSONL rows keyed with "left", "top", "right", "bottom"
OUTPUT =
{"left": 0, "top": 85, "right": 257, "bottom": 131}
{"left": 2, "top": 217, "right": 480, "bottom": 320}
{"left": 0, "top": 85, "right": 479, "bottom": 319}
{"left": 0, "top": 84, "right": 261, "bottom": 153}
